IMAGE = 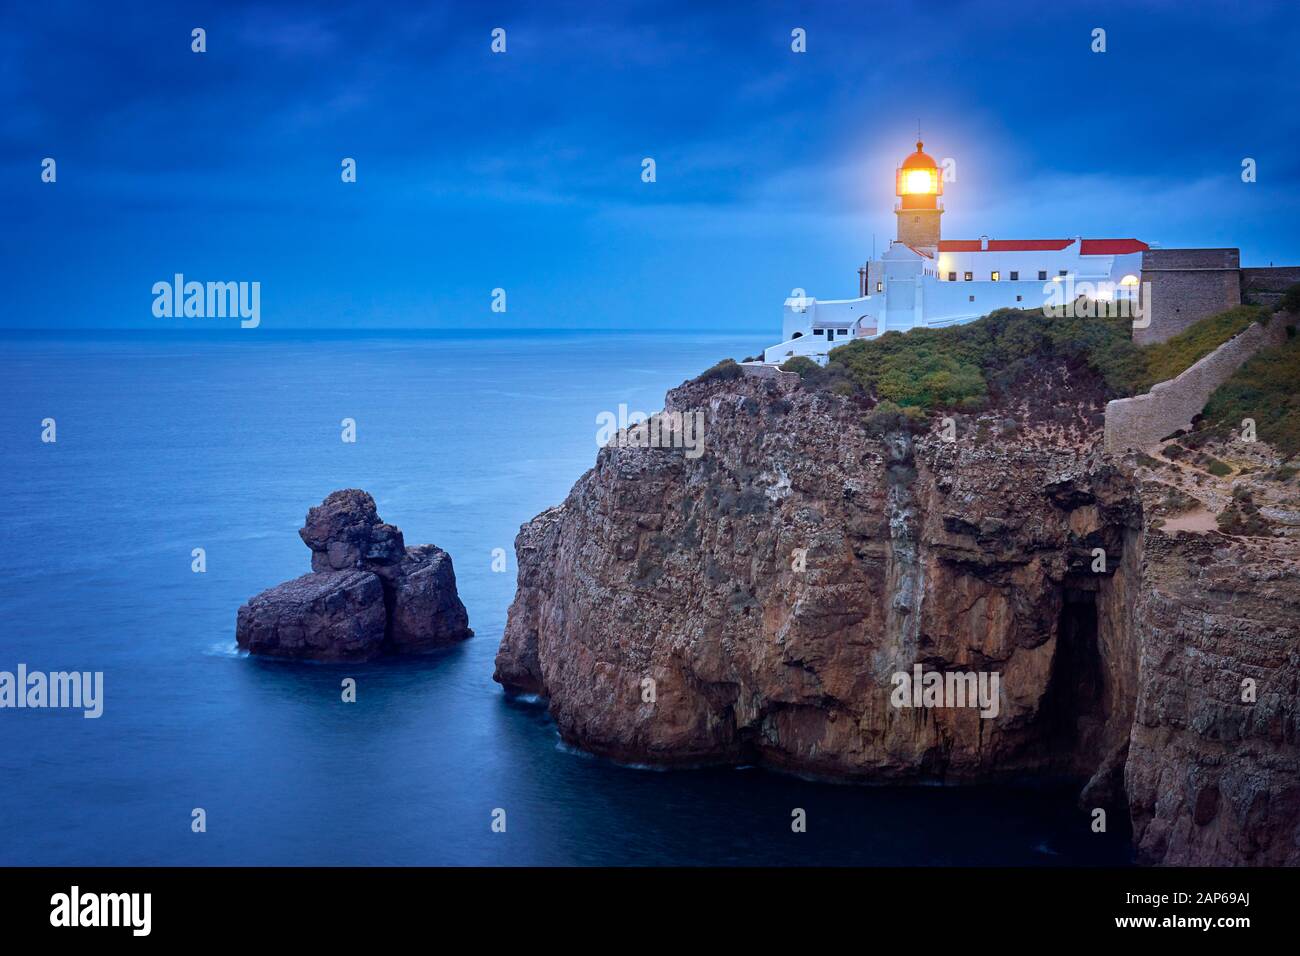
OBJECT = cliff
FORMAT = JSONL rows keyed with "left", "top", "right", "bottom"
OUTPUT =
{"left": 494, "top": 365, "right": 1300, "bottom": 865}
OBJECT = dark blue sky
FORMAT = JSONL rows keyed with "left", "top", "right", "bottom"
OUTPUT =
{"left": 5, "top": 0, "right": 1298, "bottom": 330}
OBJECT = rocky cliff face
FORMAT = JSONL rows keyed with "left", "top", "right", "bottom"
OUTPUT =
{"left": 494, "top": 370, "right": 1300, "bottom": 865}
{"left": 238, "top": 490, "right": 472, "bottom": 661}
{"left": 1123, "top": 446, "right": 1300, "bottom": 865}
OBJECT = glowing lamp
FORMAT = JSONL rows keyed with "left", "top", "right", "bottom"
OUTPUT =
{"left": 899, "top": 167, "right": 940, "bottom": 196}
{"left": 895, "top": 140, "right": 943, "bottom": 212}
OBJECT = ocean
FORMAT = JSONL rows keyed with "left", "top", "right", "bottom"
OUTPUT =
{"left": 0, "top": 331, "right": 1131, "bottom": 865}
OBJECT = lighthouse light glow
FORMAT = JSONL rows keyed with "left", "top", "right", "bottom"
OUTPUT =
{"left": 904, "top": 168, "right": 937, "bottom": 195}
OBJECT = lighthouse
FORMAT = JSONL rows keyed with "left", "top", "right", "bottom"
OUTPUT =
{"left": 761, "top": 137, "right": 1149, "bottom": 365}
{"left": 895, "top": 140, "right": 943, "bottom": 249}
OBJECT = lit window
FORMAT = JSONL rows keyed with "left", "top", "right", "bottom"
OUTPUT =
{"left": 991, "top": 271, "right": 1000, "bottom": 282}
{"left": 1038, "top": 270, "right": 1047, "bottom": 281}
{"left": 876, "top": 281, "right": 883, "bottom": 292}
{"left": 947, "top": 272, "right": 956, "bottom": 282}
{"left": 964, "top": 272, "right": 973, "bottom": 281}
{"left": 1010, "top": 271, "right": 1019, "bottom": 281}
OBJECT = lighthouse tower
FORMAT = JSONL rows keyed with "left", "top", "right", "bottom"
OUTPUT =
{"left": 895, "top": 140, "right": 943, "bottom": 249}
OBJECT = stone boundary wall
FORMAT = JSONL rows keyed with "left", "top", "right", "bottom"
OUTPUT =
{"left": 740, "top": 362, "right": 799, "bottom": 384}
{"left": 1242, "top": 266, "right": 1300, "bottom": 309}
{"left": 1104, "top": 313, "right": 1291, "bottom": 453}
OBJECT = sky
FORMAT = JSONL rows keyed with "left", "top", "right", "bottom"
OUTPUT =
{"left": 3, "top": 0, "right": 1299, "bottom": 331}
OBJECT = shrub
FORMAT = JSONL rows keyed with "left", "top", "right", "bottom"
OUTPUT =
{"left": 1279, "top": 282, "right": 1300, "bottom": 316}
{"left": 862, "top": 400, "right": 925, "bottom": 436}
{"left": 1198, "top": 334, "right": 1300, "bottom": 457}
{"left": 693, "top": 358, "right": 744, "bottom": 384}
{"left": 825, "top": 307, "right": 1141, "bottom": 412}
{"left": 1142, "top": 305, "right": 1267, "bottom": 386}
{"left": 780, "top": 356, "right": 821, "bottom": 379}
{"left": 1217, "top": 492, "right": 1272, "bottom": 536}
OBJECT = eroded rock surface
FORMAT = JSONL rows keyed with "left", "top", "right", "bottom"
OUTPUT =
{"left": 237, "top": 490, "right": 471, "bottom": 661}
{"left": 494, "top": 369, "right": 1300, "bottom": 865}
{"left": 236, "top": 570, "right": 386, "bottom": 662}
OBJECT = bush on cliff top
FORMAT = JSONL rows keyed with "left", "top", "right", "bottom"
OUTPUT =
{"left": 823, "top": 307, "right": 1144, "bottom": 412}
{"left": 1141, "top": 304, "right": 1266, "bottom": 386}
{"left": 1194, "top": 334, "right": 1300, "bottom": 458}
{"left": 795, "top": 303, "right": 1270, "bottom": 416}
{"left": 692, "top": 358, "right": 744, "bottom": 384}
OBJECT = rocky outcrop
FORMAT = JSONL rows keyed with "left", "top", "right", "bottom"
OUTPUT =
{"left": 236, "top": 570, "right": 388, "bottom": 661}
{"left": 494, "top": 367, "right": 1300, "bottom": 865}
{"left": 1122, "top": 441, "right": 1300, "bottom": 865}
{"left": 237, "top": 490, "right": 471, "bottom": 661}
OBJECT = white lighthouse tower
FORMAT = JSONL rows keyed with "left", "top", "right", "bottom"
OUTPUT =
{"left": 761, "top": 138, "right": 1147, "bottom": 365}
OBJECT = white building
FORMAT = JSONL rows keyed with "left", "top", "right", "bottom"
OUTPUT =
{"left": 764, "top": 141, "right": 1148, "bottom": 365}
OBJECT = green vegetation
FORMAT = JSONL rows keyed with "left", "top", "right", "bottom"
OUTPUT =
{"left": 1142, "top": 305, "right": 1265, "bottom": 385}
{"left": 1217, "top": 489, "right": 1273, "bottom": 536}
{"left": 815, "top": 307, "right": 1147, "bottom": 413}
{"left": 779, "top": 355, "right": 860, "bottom": 397}
{"left": 861, "top": 400, "right": 926, "bottom": 436}
{"left": 1195, "top": 334, "right": 1300, "bottom": 458}
{"left": 775, "top": 303, "right": 1270, "bottom": 418}
{"left": 1279, "top": 282, "right": 1300, "bottom": 316}
{"left": 693, "top": 358, "right": 744, "bottom": 384}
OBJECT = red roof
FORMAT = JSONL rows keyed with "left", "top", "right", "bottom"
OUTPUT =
{"left": 938, "top": 239, "right": 1073, "bottom": 252}
{"left": 937, "top": 238, "right": 1147, "bottom": 254}
{"left": 1079, "top": 238, "right": 1148, "bottom": 255}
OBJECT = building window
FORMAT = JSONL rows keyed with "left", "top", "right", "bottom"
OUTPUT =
{"left": 1016, "top": 295, "right": 1023, "bottom": 302}
{"left": 964, "top": 272, "right": 973, "bottom": 281}
{"left": 813, "top": 328, "right": 824, "bottom": 335}
{"left": 876, "top": 281, "right": 883, "bottom": 292}
{"left": 1059, "top": 270, "right": 1068, "bottom": 277}
{"left": 947, "top": 272, "right": 956, "bottom": 282}
{"left": 991, "top": 271, "right": 1000, "bottom": 281}
{"left": 1010, "top": 271, "right": 1019, "bottom": 281}
{"left": 968, "top": 295, "right": 975, "bottom": 302}
{"left": 1038, "top": 270, "right": 1047, "bottom": 281}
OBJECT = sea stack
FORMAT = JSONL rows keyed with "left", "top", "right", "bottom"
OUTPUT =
{"left": 236, "top": 489, "right": 472, "bottom": 661}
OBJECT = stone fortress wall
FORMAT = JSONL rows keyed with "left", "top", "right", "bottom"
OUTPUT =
{"left": 1136, "top": 248, "right": 1241, "bottom": 345}
{"left": 1104, "top": 312, "right": 1292, "bottom": 453}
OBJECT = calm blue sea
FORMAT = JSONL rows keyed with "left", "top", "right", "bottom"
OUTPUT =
{"left": 0, "top": 331, "right": 1130, "bottom": 866}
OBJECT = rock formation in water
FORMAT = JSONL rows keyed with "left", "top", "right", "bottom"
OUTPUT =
{"left": 237, "top": 489, "right": 472, "bottom": 661}
{"left": 493, "top": 362, "right": 1300, "bottom": 866}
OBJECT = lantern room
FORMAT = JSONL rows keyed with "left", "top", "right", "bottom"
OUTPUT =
{"left": 894, "top": 140, "right": 944, "bottom": 249}
{"left": 896, "top": 141, "right": 942, "bottom": 209}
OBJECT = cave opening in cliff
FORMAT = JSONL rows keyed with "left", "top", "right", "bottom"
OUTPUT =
{"left": 1039, "top": 586, "right": 1105, "bottom": 771}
